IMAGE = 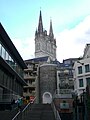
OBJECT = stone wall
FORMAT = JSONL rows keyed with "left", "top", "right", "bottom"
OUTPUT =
{"left": 39, "top": 64, "right": 57, "bottom": 103}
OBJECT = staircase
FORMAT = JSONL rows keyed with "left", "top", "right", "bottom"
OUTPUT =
{"left": 23, "top": 104, "right": 55, "bottom": 120}
{"left": 0, "top": 108, "right": 18, "bottom": 120}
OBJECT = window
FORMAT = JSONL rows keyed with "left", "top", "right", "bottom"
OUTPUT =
{"left": 2, "top": 46, "right": 5, "bottom": 59}
{"left": 64, "top": 60, "right": 70, "bottom": 65}
{"left": 5, "top": 51, "right": 9, "bottom": 61}
{"left": 79, "top": 79, "right": 83, "bottom": 87}
{"left": 78, "top": 66, "right": 82, "bottom": 74}
{"left": 0, "top": 43, "right": 1, "bottom": 56}
{"left": 36, "top": 43, "right": 40, "bottom": 50}
{"left": 86, "top": 78, "right": 90, "bottom": 85}
{"left": 85, "top": 64, "right": 90, "bottom": 72}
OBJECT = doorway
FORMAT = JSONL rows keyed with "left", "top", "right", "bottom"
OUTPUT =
{"left": 42, "top": 92, "right": 52, "bottom": 104}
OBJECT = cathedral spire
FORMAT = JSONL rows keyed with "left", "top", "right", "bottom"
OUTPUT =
{"left": 49, "top": 19, "right": 54, "bottom": 38}
{"left": 35, "top": 28, "right": 38, "bottom": 36}
{"left": 38, "top": 10, "right": 43, "bottom": 34}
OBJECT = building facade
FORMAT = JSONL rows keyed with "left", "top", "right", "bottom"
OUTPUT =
{"left": 73, "top": 44, "right": 90, "bottom": 96}
{"left": 0, "top": 23, "right": 27, "bottom": 109}
{"left": 23, "top": 56, "right": 53, "bottom": 103}
{"left": 56, "top": 58, "right": 78, "bottom": 90}
{"left": 53, "top": 59, "right": 78, "bottom": 115}
{"left": 23, "top": 60, "right": 39, "bottom": 103}
{"left": 35, "top": 10, "right": 57, "bottom": 61}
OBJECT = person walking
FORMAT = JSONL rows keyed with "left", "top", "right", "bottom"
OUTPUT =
{"left": 17, "top": 98, "right": 23, "bottom": 111}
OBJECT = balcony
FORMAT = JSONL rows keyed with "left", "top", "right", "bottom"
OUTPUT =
{"left": 24, "top": 67, "right": 33, "bottom": 71}
{"left": 23, "top": 91, "right": 36, "bottom": 96}
{"left": 28, "top": 82, "right": 35, "bottom": 87}
{"left": 24, "top": 74, "right": 36, "bottom": 79}
{"left": 53, "top": 89, "right": 73, "bottom": 99}
{"left": 24, "top": 82, "right": 36, "bottom": 88}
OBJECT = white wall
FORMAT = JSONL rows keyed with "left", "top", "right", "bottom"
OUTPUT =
{"left": 73, "top": 57, "right": 90, "bottom": 95}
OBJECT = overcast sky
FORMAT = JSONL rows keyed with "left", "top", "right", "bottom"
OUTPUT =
{"left": 0, "top": 0, "right": 90, "bottom": 62}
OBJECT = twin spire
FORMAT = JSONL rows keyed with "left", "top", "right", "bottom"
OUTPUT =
{"left": 37, "top": 10, "right": 54, "bottom": 38}
{"left": 38, "top": 10, "right": 43, "bottom": 34}
{"left": 49, "top": 19, "right": 54, "bottom": 38}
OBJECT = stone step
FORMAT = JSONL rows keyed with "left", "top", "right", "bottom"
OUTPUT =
{"left": 23, "top": 104, "right": 55, "bottom": 120}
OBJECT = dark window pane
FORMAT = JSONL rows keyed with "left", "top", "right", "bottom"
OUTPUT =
{"left": 79, "top": 79, "right": 83, "bottom": 87}
{"left": 78, "top": 66, "right": 82, "bottom": 74}
{"left": 85, "top": 64, "right": 90, "bottom": 72}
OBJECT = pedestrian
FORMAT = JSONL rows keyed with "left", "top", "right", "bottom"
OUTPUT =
{"left": 17, "top": 98, "right": 22, "bottom": 111}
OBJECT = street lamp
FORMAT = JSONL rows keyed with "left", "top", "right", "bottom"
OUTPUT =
{"left": 82, "top": 89, "right": 88, "bottom": 120}
{"left": 76, "top": 61, "right": 88, "bottom": 120}
{"left": 72, "top": 92, "right": 79, "bottom": 120}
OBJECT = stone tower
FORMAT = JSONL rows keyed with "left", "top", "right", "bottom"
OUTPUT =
{"left": 35, "top": 10, "right": 57, "bottom": 61}
{"left": 39, "top": 64, "right": 57, "bottom": 103}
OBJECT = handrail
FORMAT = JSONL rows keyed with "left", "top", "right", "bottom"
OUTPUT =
{"left": 12, "top": 111, "right": 20, "bottom": 120}
{"left": 22, "top": 96, "right": 36, "bottom": 112}
{"left": 12, "top": 97, "right": 36, "bottom": 120}
{"left": 22, "top": 102, "right": 31, "bottom": 112}
{"left": 51, "top": 101, "right": 61, "bottom": 120}
{"left": 11, "top": 102, "right": 30, "bottom": 120}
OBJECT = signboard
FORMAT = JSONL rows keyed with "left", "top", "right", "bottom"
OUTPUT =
{"left": 60, "top": 103, "right": 69, "bottom": 109}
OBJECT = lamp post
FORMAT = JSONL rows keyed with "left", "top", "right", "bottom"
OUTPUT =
{"left": 72, "top": 91, "right": 79, "bottom": 120}
{"left": 75, "top": 93, "right": 79, "bottom": 120}
{"left": 77, "top": 61, "right": 88, "bottom": 120}
{"left": 82, "top": 89, "right": 88, "bottom": 120}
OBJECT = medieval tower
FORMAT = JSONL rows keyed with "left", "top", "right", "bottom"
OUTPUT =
{"left": 35, "top": 10, "right": 57, "bottom": 61}
{"left": 34, "top": 11, "right": 57, "bottom": 103}
{"left": 24, "top": 11, "right": 57, "bottom": 104}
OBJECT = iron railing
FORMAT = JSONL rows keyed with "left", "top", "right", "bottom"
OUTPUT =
{"left": 51, "top": 101, "right": 61, "bottom": 120}
{"left": 12, "top": 97, "right": 36, "bottom": 120}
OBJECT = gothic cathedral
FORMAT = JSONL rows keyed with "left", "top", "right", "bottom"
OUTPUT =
{"left": 35, "top": 10, "right": 57, "bottom": 61}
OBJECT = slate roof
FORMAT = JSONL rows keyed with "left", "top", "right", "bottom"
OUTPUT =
{"left": 25, "top": 56, "right": 49, "bottom": 62}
